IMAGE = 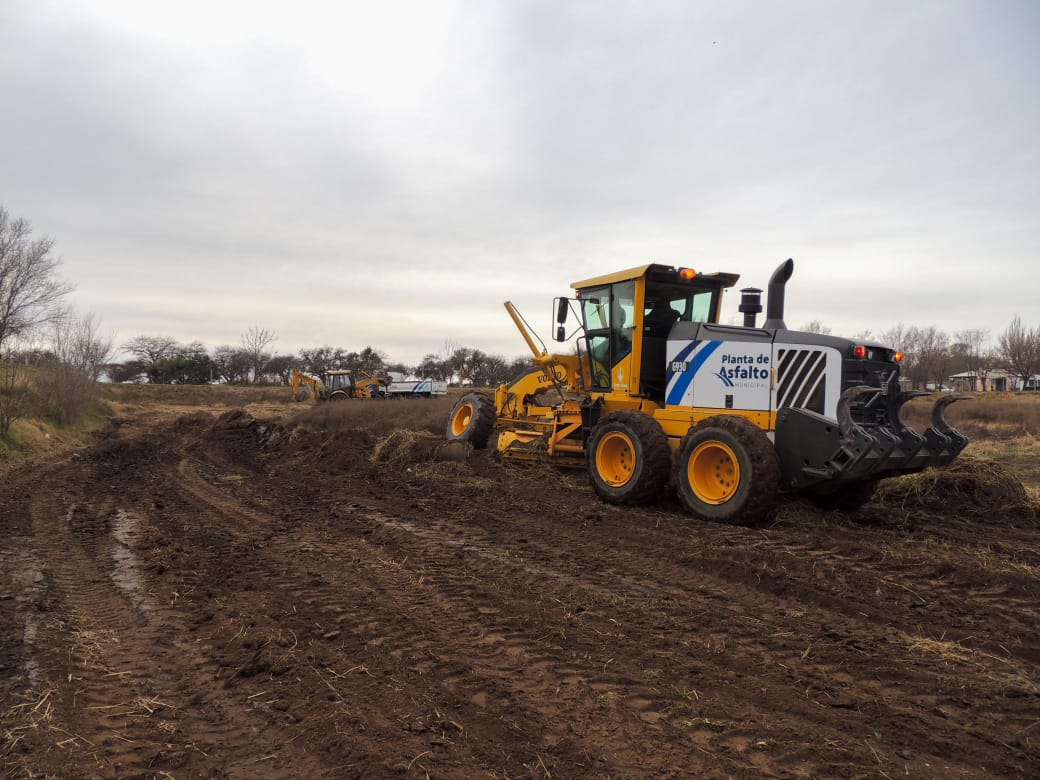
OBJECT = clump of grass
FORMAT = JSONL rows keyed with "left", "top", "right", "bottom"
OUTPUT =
{"left": 371, "top": 429, "right": 442, "bottom": 465}
{"left": 876, "top": 455, "right": 1040, "bottom": 523}
{"left": 0, "top": 418, "right": 66, "bottom": 461}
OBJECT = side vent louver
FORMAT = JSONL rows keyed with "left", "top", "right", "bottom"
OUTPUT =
{"left": 777, "top": 349, "right": 826, "bottom": 414}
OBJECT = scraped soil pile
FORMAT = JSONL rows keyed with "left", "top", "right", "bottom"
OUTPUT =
{"left": 876, "top": 455, "right": 1040, "bottom": 523}
{"left": 2, "top": 399, "right": 1038, "bottom": 779}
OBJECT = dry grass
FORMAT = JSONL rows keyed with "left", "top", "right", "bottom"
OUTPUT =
{"left": 876, "top": 455, "right": 1040, "bottom": 523}
{"left": 903, "top": 634, "right": 1040, "bottom": 696}
{"left": 100, "top": 382, "right": 288, "bottom": 407}
{"left": 899, "top": 393, "right": 1040, "bottom": 498}
{"left": 902, "top": 392, "right": 1040, "bottom": 440}
{"left": 371, "top": 429, "right": 442, "bottom": 465}
{"left": 293, "top": 395, "right": 458, "bottom": 437}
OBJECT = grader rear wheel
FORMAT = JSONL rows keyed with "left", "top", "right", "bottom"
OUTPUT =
{"left": 446, "top": 392, "right": 496, "bottom": 449}
{"left": 588, "top": 410, "right": 670, "bottom": 505}
{"left": 674, "top": 415, "right": 780, "bottom": 525}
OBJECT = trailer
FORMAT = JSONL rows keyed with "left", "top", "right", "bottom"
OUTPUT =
{"left": 385, "top": 374, "right": 448, "bottom": 398}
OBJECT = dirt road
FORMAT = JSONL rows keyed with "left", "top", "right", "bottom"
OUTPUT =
{"left": 2, "top": 400, "right": 1038, "bottom": 778}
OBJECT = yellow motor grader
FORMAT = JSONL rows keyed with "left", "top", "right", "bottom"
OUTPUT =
{"left": 446, "top": 260, "right": 970, "bottom": 523}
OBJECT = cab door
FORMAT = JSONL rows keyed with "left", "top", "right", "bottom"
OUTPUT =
{"left": 581, "top": 281, "right": 635, "bottom": 391}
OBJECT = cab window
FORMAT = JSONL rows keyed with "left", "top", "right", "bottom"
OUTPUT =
{"left": 644, "top": 284, "right": 715, "bottom": 333}
{"left": 581, "top": 281, "right": 635, "bottom": 388}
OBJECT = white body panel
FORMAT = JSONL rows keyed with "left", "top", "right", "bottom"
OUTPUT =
{"left": 665, "top": 338, "right": 843, "bottom": 419}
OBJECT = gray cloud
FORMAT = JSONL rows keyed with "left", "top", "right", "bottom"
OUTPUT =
{"left": 1, "top": 0, "right": 1037, "bottom": 366}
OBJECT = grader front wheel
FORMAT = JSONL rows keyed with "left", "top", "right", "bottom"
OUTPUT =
{"left": 446, "top": 392, "right": 496, "bottom": 449}
{"left": 674, "top": 416, "right": 780, "bottom": 525}
{"left": 588, "top": 410, "right": 670, "bottom": 505}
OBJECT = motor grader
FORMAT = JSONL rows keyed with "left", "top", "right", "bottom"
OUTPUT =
{"left": 445, "top": 259, "right": 969, "bottom": 523}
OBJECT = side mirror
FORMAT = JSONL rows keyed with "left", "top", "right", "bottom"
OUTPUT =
{"left": 555, "top": 297, "right": 569, "bottom": 323}
{"left": 553, "top": 297, "right": 570, "bottom": 342}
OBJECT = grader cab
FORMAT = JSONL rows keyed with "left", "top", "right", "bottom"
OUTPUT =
{"left": 446, "top": 260, "right": 970, "bottom": 523}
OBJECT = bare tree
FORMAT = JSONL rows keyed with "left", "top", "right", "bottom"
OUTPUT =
{"left": 450, "top": 346, "right": 474, "bottom": 384}
{"left": 915, "top": 327, "right": 951, "bottom": 390}
{"left": 0, "top": 206, "right": 73, "bottom": 350}
{"left": 212, "top": 345, "right": 252, "bottom": 384}
{"left": 241, "top": 326, "right": 276, "bottom": 383}
{"left": 0, "top": 339, "right": 35, "bottom": 436}
{"left": 264, "top": 354, "right": 296, "bottom": 385}
{"left": 882, "top": 325, "right": 925, "bottom": 388}
{"left": 298, "top": 346, "right": 349, "bottom": 376}
{"left": 999, "top": 315, "right": 1040, "bottom": 390}
{"left": 121, "top": 335, "right": 180, "bottom": 364}
{"left": 800, "top": 320, "right": 832, "bottom": 336}
{"left": 879, "top": 323, "right": 911, "bottom": 353}
{"left": 955, "top": 328, "right": 992, "bottom": 391}
{"left": 42, "top": 312, "right": 113, "bottom": 424}
{"left": 417, "top": 352, "right": 451, "bottom": 381}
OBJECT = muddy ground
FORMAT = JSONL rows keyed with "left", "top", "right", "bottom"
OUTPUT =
{"left": 1, "top": 397, "right": 1038, "bottom": 779}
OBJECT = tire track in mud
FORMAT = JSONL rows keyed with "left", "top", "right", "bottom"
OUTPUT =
{"left": 182, "top": 417, "right": 1038, "bottom": 778}
{"left": 22, "top": 469, "right": 335, "bottom": 779}
{"left": 328, "top": 496, "right": 1037, "bottom": 778}
{"left": 10, "top": 411, "right": 1036, "bottom": 779}
{"left": 248, "top": 495, "right": 905, "bottom": 777}
{"left": 169, "top": 456, "right": 540, "bottom": 776}
{"left": 0, "top": 538, "right": 47, "bottom": 692}
{"left": 170, "top": 457, "right": 710, "bottom": 777}
{"left": 172, "top": 434, "right": 1038, "bottom": 779}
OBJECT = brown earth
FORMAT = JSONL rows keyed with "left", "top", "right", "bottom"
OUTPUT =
{"left": 2, "top": 396, "right": 1038, "bottom": 779}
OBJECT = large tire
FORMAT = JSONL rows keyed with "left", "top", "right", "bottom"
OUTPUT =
{"left": 446, "top": 392, "right": 496, "bottom": 449}
{"left": 809, "top": 479, "right": 879, "bottom": 511}
{"left": 587, "top": 410, "right": 671, "bottom": 505}
{"left": 674, "top": 415, "right": 780, "bottom": 525}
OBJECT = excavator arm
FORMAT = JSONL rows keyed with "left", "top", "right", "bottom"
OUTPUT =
{"left": 290, "top": 369, "right": 322, "bottom": 403}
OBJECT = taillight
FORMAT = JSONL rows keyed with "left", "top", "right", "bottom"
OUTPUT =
{"left": 853, "top": 345, "right": 867, "bottom": 359}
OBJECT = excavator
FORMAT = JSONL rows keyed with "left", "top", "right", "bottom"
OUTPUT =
{"left": 446, "top": 259, "right": 970, "bottom": 523}
{"left": 290, "top": 368, "right": 391, "bottom": 402}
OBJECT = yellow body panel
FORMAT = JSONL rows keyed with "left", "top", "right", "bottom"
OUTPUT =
{"left": 653, "top": 407, "right": 775, "bottom": 441}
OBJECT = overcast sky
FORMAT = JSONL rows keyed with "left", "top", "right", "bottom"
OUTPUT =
{"left": 2, "top": 0, "right": 1037, "bottom": 366}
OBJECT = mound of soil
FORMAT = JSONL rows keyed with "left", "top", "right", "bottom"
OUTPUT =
{"left": 878, "top": 456, "right": 1040, "bottom": 524}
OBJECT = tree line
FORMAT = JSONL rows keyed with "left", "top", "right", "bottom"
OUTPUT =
{"left": 802, "top": 319, "right": 1040, "bottom": 391}
{"left": 111, "top": 334, "right": 535, "bottom": 389}
{"left": 114, "top": 318, "right": 1040, "bottom": 395}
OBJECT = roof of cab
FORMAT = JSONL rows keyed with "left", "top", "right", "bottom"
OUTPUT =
{"left": 570, "top": 263, "right": 740, "bottom": 290}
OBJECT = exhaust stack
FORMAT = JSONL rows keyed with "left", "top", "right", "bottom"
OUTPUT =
{"left": 763, "top": 258, "right": 794, "bottom": 330}
{"left": 738, "top": 287, "right": 763, "bottom": 328}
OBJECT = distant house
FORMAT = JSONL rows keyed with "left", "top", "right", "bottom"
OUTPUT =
{"left": 949, "top": 369, "right": 1040, "bottom": 392}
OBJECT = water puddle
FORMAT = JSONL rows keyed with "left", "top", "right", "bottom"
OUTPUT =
{"left": 2, "top": 543, "right": 46, "bottom": 686}
{"left": 110, "top": 510, "right": 156, "bottom": 614}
